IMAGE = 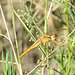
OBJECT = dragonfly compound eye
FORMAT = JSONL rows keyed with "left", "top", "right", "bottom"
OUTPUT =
{"left": 52, "top": 34, "right": 58, "bottom": 41}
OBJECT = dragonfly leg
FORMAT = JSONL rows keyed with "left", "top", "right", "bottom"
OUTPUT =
{"left": 52, "top": 40, "right": 57, "bottom": 46}
{"left": 40, "top": 39, "right": 43, "bottom": 47}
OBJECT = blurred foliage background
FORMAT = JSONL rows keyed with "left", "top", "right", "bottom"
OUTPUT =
{"left": 0, "top": 0, "right": 75, "bottom": 75}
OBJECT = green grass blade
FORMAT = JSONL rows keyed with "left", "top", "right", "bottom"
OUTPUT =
{"left": 11, "top": 48, "right": 14, "bottom": 75}
{"left": 50, "top": 54, "right": 67, "bottom": 74}
{"left": 53, "top": 68, "right": 63, "bottom": 75}
{"left": 14, "top": 66, "right": 16, "bottom": 75}
{"left": 9, "top": 0, "right": 20, "bottom": 63}
{"left": 2, "top": 51, "right": 6, "bottom": 75}
{"left": 65, "top": 0, "right": 71, "bottom": 74}
{"left": 60, "top": 48, "right": 64, "bottom": 67}
{"left": 71, "top": 36, "right": 75, "bottom": 49}
{"left": 6, "top": 51, "right": 10, "bottom": 75}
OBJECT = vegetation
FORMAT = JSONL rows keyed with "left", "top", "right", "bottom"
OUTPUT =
{"left": 0, "top": 0, "right": 75, "bottom": 75}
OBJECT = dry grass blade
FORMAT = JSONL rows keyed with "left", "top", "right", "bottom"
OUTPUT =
{"left": 0, "top": 60, "right": 17, "bottom": 65}
{"left": 0, "top": 4, "right": 23, "bottom": 75}
{"left": 0, "top": 33, "right": 9, "bottom": 40}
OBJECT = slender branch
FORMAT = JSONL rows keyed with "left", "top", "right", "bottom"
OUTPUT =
{"left": 47, "top": 1, "right": 52, "bottom": 19}
{"left": 0, "top": 60, "right": 17, "bottom": 65}
{"left": 0, "top": 33, "right": 9, "bottom": 41}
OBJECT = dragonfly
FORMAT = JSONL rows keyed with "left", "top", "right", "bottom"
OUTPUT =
{"left": 20, "top": 33, "right": 58, "bottom": 58}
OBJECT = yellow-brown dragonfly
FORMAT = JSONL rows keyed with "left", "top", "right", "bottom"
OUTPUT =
{"left": 20, "top": 33, "right": 58, "bottom": 58}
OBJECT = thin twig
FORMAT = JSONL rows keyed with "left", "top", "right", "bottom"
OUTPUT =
{"left": 61, "top": 29, "right": 75, "bottom": 45}
{"left": 0, "top": 33, "right": 9, "bottom": 41}
{"left": 0, "top": 60, "right": 17, "bottom": 65}
{"left": 47, "top": 1, "right": 52, "bottom": 19}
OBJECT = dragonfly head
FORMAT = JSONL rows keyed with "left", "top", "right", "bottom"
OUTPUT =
{"left": 51, "top": 34, "right": 58, "bottom": 41}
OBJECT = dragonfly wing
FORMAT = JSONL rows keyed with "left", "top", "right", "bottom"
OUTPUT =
{"left": 20, "top": 40, "right": 41, "bottom": 58}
